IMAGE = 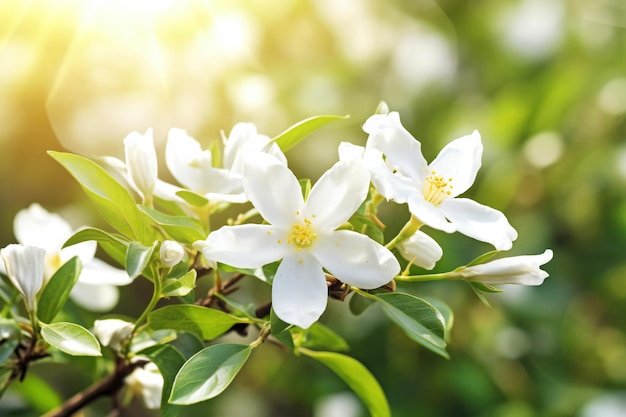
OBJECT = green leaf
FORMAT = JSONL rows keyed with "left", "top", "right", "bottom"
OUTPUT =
{"left": 424, "top": 298, "right": 454, "bottom": 342}
{"left": 271, "top": 114, "right": 349, "bottom": 152}
{"left": 176, "top": 190, "right": 209, "bottom": 207}
{"left": 300, "top": 349, "right": 390, "bottom": 417}
{"left": 37, "top": 256, "right": 82, "bottom": 323}
{"left": 349, "top": 292, "right": 375, "bottom": 316}
{"left": 63, "top": 227, "right": 128, "bottom": 267}
{"left": 369, "top": 292, "right": 448, "bottom": 358}
{"left": 298, "top": 179, "right": 311, "bottom": 200}
{"left": 126, "top": 241, "right": 157, "bottom": 279}
{"left": 0, "top": 318, "right": 21, "bottom": 365}
{"left": 48, "top": 151, "right": 156, "bottom": 243}
{"left": 295, "top": 322, "right": 349, "bottom": 352}
{"left": 40, "top": 322, "right": 101, "bottom": 356}
{"left": 139, "top": 343, "right": 186, "bottom": 417}
{"left": 170, "top": 344, "right": 252, "bottom": 405}
{"left": 162, "top": 269, "right": 197, "bottom": 297}
{"left": 148, "top": 305, "right": 250, "bottom": 341}
{"left": 139, "top": 205, "right": 207, "bottom": 243}
{"left": 270, "top": 308, "right": 293, "bottom": 350}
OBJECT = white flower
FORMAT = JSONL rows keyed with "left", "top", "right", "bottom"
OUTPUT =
{"left": 165, "top": 123, "right": 287, "bottom": 205}
{"left": 159, "top": 240, "right": 185, "bottom": 267}
{"left": 123, "top": 129, "right": 158, "bottom": 205}
{"left": 125, "top": 359, "right": 164, "bottom": 409}
{"left": 396, "top": 231, "right": 443, "bottom": 270}
{"left": 1, "top": 244, "right": 46, "bottom": 313}
{"left": 361, "top": 112, "right": 518, "bottom": 250}
{"left": 10, "top": 204, "right": 132, "bottom": 311}
{"left": 93, "top": 319, "right": 134, "bottom": 352}
{"left": 458, "top": 249, "right": 553, "bottom": 286}
{"left": 195, "top": 154, "right": 400, "bottom": 329}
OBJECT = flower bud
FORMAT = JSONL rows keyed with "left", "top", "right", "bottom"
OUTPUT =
{"left": 397, "top": 231, "right": 443, "bottom": 270}
{"left": 93, "top": 319, "right": 134, "bottom": 352}
{"left": 160, "top": 240, "right": 185, "bottom": 267}
{"left": 125, "top": 358, "right": 164, "bottom": 409}
{"left": 458, "top": 249, "right": 553, "bottom": 286}
{"left": 124, "top": 129, "right": 158, "bottom": 204}
{"left": 1, "top": 244, "right": 46, "bottom": 313}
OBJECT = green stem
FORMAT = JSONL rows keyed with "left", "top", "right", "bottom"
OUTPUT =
{"left": 394, "top": 270, "right": 462, "bottom": 282}
{"left": 133, "top": 266, "right": 162, "bottom": 334}
{"left": 385, "top": 216, "right": 424, "bottom": 250}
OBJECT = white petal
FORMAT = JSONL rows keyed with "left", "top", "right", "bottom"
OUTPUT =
{"left": 197, "top": 224, "right": 289, "bottom": 269}
{"left": 407, "top": 195, "right": 456, "bottom": 233}
{"left": 314, "top": 230, "right": 399, "bottom": 289}
{"left": 124, "top": 129, "right": 158, "bottom": 201}
{"left": 79, "top": 258, "right": 133, "bottom": 285}
{"left": 429, "top": 131, "right": 482, "bottom": 197}
{"left": 439, "top": 198, "right": 518, "bottom": 250}
{"left": 272, "top": 253, "right": 327, "bottom": 329}
{"left": 1, "top": 244, "right": 46, "bottom": 312}
{"left": 70, "top": 281, "right": 120, "bottom": 311}
{"left": 363, "top": 112, "right": 428, "bottom": 183}
{"left": 243, "top": 153, "right": 303, "bottom": 227}
{"left": 14, "top": 204, "right": 71, "bottom": 251}
{"left": 166, "top": 128, "right": 239, "bottom": 196}
{"left": 223, "top": 123, "right": 287, "bottom": 175}
{"left": 397, "top": 231, "right": 443, "bottom": 270}
{"left": 303, "top": 159, "right": 370, "bottom": 231}
{"left": 338, "top": 142, "right": 414, "bottom": 204}
{"left": 60, "top": 240, "right": 96, "bottom": 264}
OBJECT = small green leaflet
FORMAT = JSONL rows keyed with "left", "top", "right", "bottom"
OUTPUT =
{"left": 37, "top": 256, "right": 82, "bottom": 323}
{"left": 270, "top": 114, "right": 349, "bottom": 152}
{"left": 300, "top": 348, "right": 390, "bottom": 417}
{"left": 126, "top": 241, "right": 157, "bottom": 279}
{"left": 169, "top": 344, "right": 252, "bottom": 405}
{"left": 40, "top": 322, "right": 101, "bottom": 356}
{"left": 162, "top": 269, "right": 196, "bottom": 297}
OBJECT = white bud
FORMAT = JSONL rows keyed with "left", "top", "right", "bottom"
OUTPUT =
{"left": 160, "top": 240, "right": 185, "bottom": 267}
{"left": 397, "top": 231, "right": 443, "bottom": 270}
{"left": 125, "top": 358, "right": 164, "bottom": 409}
{"left": 124, "top": 128, "right": 158, "bottom": 204}
{"left": 93, "top": 319, "right": 134, "bottom": 352}
{"left": 1, "top": 244, "right": 46, "bottom": 313}
{"left": 459, "top": 249, "right": 553, "bottom": 286}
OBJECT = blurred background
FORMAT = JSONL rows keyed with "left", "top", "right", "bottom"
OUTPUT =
{"left": 1, "top": 0, "right": 626, "bottom": 416}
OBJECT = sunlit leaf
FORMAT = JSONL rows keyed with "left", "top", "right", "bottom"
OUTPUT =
{"left": 271, "top": 115, "right": 349, "bottom": 152}
{"left": 37, "top": 256, "right": 82, "bottom": 323}
{"left": 170, "top": 344, "right": 252, "bottom": 405}
{"left": 295, "top": 322, "right": 349, "bottom": 352}
{"left": 175, "top": 190, "right": 209, "bottom": 207}
{"left": 40, "top": 322, "right": 101, "bottom": 356}
{"left": 148, "top": 305, "right": 250, "bottom": 341}
{"left": 300, "top": 348, "right": 390, "bottom": 417}
{"left": 162, "top": 269, "right": 197, "bottom": 297}
{"left": 126, "top": 241, "right": 157, "bottom": 279}
{"left": 48, "top": 151, "right": 156, "bottom": 243}
{"left": 62, "top": 227, "right": 128, "bottom": 267}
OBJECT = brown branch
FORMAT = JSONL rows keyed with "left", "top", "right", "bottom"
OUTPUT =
{"left": 42, "top": 357, "right": 148, "bottom": 417}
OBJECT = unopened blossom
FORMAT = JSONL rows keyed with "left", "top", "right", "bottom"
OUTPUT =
{"left": 125, "top": 358, "right": 164, "bottom": 409}
{"left": 165, "top": 123, "right": 287, "bottom": 204}
{"left": 1, "top": 244, "right": 46, "bottom": 313}
{"left": 124, "top": 129, "right": 158, "bottom": 204}
{"left": 457, "top": 249, "right": 553, "bottom": 286}
{"left": 93, "top": 319, "right": 134, "bottom": 352}
{"left": 396, "top": 231, "right": 443, "bottom": 270}
{"left": 360, "top": 111, "right": 518, "bottom": 250}
{"left": 159, "top": 240, "right": 185, "bottom": 267}
{"left": 10, "top": 204, "right": 132, "bottom": 311}
{"left": 195, "top": 154, "right": 400, "bottom": 328}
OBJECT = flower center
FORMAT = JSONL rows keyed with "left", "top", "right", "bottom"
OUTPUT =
{"left": 422, "top": 171, "right": 453, "bottom": 206}
{"left": 287, "top": 217, "right": 317, "bottom": 251}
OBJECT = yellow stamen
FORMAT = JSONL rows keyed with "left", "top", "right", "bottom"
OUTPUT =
{"left": 423, "top": 170, "right": 454, "bottom": 206}
{"left": 287, "top": 215, "right": 317, "bottom": 249}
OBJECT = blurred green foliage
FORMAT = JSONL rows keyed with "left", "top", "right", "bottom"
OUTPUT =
{"left": 1, "top": 0, "right": 626, "bottom": 416}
